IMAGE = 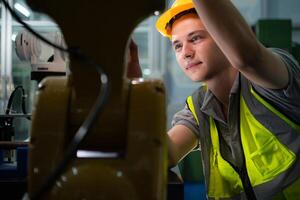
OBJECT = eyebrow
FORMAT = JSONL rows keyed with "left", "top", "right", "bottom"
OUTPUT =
{"left": 172, "top": 29, "right": 207, "bottom": 46}
{"left": 172, "top": 40, "right": 180, "bottom": 47}
{"left": 187, "top": 30, "right": 206, "bottom": 38}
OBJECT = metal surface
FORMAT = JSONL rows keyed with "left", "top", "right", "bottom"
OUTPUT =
{"left": 26, "top": 0, "right": 165, "bottom": 150}
{"left": 47, "top": 80, "right": 167, "bottom": 199}
{"left": 26, "top": 0, "right": 167, "bottom": 199}
{"left": 29, "top": 77, "right": 70, "bottom": 196}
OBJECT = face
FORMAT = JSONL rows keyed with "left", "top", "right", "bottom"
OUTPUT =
{"left": 171, "top": 14, "right": 230, "bottom": 82}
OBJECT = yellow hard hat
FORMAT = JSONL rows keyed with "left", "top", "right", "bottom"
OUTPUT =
{"left": 156, "top": 0, "right": 195, "bottom": 38}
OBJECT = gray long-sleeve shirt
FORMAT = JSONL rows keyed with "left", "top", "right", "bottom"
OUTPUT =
{"left": 172, "top": 48, "right": 300, "bottom": 168}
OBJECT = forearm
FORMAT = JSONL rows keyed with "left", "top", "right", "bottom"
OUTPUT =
{"left": 192, "top": 0, "right": 260, "bottom": 69}
{"left": 192, "top": 0, "right": 288, "bottom": 89}
{"left": 168, "top": 136, "right": 181, "bottom": 168}
{"left": 167, "top": 125, "right": 198, "bottom": 168}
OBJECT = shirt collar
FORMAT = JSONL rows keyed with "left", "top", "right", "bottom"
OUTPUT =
{"left": 200, "top": 73, "right": 240, "bottom": 123}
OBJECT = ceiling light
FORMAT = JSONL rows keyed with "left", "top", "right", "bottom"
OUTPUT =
{"left": 14, "top": 3, "right": 31, "bottom": 18}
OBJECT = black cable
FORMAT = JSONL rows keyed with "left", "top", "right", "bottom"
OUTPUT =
{"left": 5, "top": 85, "right": 31, "bottom": 120}
{"left": 6, "top": 85, "right": 23, "bottom": 114}
{"left": 31, "top": 67, "right": 109, "bottom": 200}
{"left": 1, "top": 0, "right": 111, "bottom": 199}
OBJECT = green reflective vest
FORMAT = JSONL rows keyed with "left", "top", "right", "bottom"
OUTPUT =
{"left": 186, "top": 75, "right": 300, "bottom": 200}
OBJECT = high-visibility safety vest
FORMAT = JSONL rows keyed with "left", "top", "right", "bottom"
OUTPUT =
{"left": 186, "top": 75, "right": 300, "bottom": 200}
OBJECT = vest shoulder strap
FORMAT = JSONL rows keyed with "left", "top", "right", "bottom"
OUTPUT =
{"left": 186, "top": 84, "right": 207, "bottom": 126}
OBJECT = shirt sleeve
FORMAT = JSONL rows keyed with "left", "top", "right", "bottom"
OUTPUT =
{"left": 274, "top": 48, "right": 300, "bottom": 97}
{"left": 171, "top": 105, "right": 200, "bottom": 139}
{"left": 251, "top": 48, "right": 300, "bottom": 123}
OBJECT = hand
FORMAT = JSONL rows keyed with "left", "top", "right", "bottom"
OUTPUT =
{"left": 127, "top": 39, "right": 142, "bottom": 78}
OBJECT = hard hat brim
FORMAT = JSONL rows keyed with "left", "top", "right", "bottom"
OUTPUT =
{"left": 156, "top": 2, "right": 194, "bottom": 39}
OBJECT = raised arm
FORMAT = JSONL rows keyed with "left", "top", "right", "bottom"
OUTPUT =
{"left": 167, "top": 125, "right": 198, "bottom": 167}
{"left": 192, "top": 0, "right": 289, "bottom": 89}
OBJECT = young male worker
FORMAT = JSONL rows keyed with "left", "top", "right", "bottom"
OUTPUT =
{"left": 156, "top": 0, "right": 300, "bottom": 199}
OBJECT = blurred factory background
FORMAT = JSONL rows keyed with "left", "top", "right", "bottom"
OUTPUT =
{"left": 0, "top": 0, "right": 300, "bottom": 199}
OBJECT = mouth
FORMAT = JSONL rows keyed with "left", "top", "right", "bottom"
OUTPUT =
{"left": 186, "top": 61, "right": 202, "bottom": 70}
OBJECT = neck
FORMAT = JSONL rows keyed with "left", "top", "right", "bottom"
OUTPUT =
{"left": 206, "top": 67, "right": 238, "bottom": 108}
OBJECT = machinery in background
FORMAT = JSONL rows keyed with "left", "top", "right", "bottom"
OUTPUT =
{"left": 15, "top": 30, "right": 68, "bottom": 82}
{"left": 0, "top": 85, "right": 30, "bottom": 200}
{"left": 255, "top": 19, "right": 300, "bottom": 63}
{"left": 2, "top": 0, "right": 183, "bottom": 197}
{"left": 11, "top": 0, "right": 172, "bottom": 199}
{"left": 0, "top": 26, "right": 69, "bottom": 200}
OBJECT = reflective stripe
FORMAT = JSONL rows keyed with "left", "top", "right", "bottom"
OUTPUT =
{"left": 208, "top": 117, "right": 243, "bottom": 198}
{"left": 240, "top": 96, "right": 296, "bottom": 186}
{"left": 250, "top": 86, "right": 300, "bottom": 132}
{"left": 187, "top": 96, "right": 199, "bottom": 125}
{"left": 205, "top": 97, "right": 296, "bottom": 198}
{"left": 186, "top": 77, "right": 300, "bottom": 199}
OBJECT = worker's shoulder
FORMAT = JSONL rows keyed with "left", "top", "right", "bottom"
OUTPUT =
{"left": 270, "top": 48, "right": 300, "bottom": 71}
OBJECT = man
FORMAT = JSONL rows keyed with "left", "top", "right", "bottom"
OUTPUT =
{"left": 156, "top": 0, "right": 300, "bottom": 199}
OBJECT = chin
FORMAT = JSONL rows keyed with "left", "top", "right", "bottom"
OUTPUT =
{"left": 187, "top": 74, "right": 204, "bottom": 82}
{"left": 189, "top": 76, "right": 203, "bottom": 82}
{"left": 185, "top": 70, "right": 206, "bottom": 82}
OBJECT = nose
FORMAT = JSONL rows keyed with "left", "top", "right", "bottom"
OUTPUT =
{"left": 182, "top": 43, "right": 194, "bottom": 60}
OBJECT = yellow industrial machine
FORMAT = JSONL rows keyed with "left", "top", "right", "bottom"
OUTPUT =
{"left": 15, "top": 0, "right": 168, "bottom": 199}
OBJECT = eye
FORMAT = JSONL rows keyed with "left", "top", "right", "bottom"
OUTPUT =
{"left": 173, "top": 43, "right": 182, "bottom": 52}
{"left": 190, "top": 35, "right": 202, "bottom": 43}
